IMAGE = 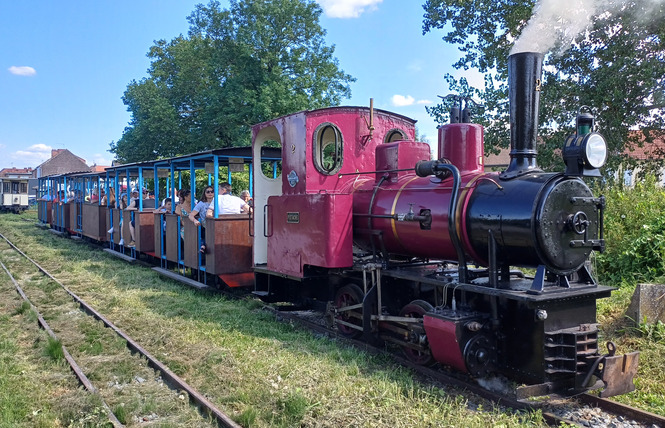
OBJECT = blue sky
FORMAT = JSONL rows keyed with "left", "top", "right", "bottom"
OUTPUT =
{"left": 0, "top": 0, "right": 481, "bottom": 170}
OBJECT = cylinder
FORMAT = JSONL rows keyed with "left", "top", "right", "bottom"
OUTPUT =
{"left": 503, "top": 52, "right": 544, "bottom": 177}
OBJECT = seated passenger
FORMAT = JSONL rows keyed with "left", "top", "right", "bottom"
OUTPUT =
{"left": 118, "top": 193, "right": 136, "bottom": 247}
{"left": 188, "top": 186, "right": 214, "bottom": 254}
{"left": 240, "top": 189, "right": 253, "bottom": 213}
{"left": 175, "top": 189, "right": 192, "bottom": 217}
{"left": 156, "top": 198, "right": 172, "bottom": 213}
{"left": 101, "top": 187, "right": 115, "bottom": 208}
{"left": 210, "top": 182, "right": 250, "bottom": 215}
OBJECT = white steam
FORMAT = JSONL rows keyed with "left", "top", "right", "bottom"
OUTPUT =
{"left": 511, "top": 0, "right": 665, "bottom": 55}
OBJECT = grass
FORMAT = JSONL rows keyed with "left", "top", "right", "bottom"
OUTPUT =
{"left": 0, "top": 281, "right": 110, "bottom": 427}
{"left": 2, "top": 210, "right": 664, "bottom": 425}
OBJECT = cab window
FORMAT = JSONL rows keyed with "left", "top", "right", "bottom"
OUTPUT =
{"left": 385, "top": 129, "right": 407, "bottom": 143}
{"left": 313, "top": 123, "right": 343, "bottom": 175}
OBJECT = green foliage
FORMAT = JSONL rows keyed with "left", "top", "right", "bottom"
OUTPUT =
{"left": 112, "top": 0, "right": 355, "bottom": 163}
{"left": 113, "top": 404, "right": 128, "bottom": 425}
{"left": 422, "top": 0, "right": 665, "bottom": 176}
{"left": 595, "top": 175, "right": 665, "bottom": 285}
{"left": 632, "top": 318, "right": 665, "bottom": 343}
{"left": 44, "top": 336, "right": 64, "bottom": 362}
{"left": 13, "top": 301, "right": 31, "bottom": 316}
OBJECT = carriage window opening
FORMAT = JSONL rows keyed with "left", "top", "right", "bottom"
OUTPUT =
{"left": 260, "top": 139, "right": 282, "bottom": 180}
{"left": 385, "top": 129, "right": 407, "bottom": 143}
{"left": 314, "top": 123, "right": 343, "bottom": 175}
{"left": 20, "top": 183, "right": 27, "bottom": 193}
{"left": 2, "top": 183, "right": 9, "bottom": 193}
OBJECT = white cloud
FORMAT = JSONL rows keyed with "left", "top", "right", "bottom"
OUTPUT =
{"left": 317, "top": 0, "right": 382, "bottom": 18}
{"left": 392, "top": 94, "right": 415, "bottom": 106}
{"left": 89, "top": 153, "right": 112, "bottom": 166}
{"left": 12, "top": 144, "right": 52, "bottom": 167}
{"left": 392, "top": 95, "right": 433, "bottom": 107}
{"left": 8, "top": 66, "right": 37, "bottom": 76}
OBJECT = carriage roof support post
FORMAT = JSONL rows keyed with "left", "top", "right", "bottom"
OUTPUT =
{"left": 213, "top": 155, "right": 219, "bottom": 218}
{"left": 138, "top": 167, "right": 144, "bottom": 211}
{"left": 189, "top": 160, "right": 195, "bottom": 204}
{"left": 170, "top": 163, "right": 175, "bottom": 209}
{"left": 249, "top": 162, "right": 253, "bottom": 197}
{"left": 153, "top": 167, "right": 159, "bottom": 207}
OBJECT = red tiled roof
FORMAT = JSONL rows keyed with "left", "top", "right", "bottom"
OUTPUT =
{"left": 0, "top": 167, "right": 33, "bottom": 177}
{"left": 624, "top": 131, "right": 665, "bottom": 160}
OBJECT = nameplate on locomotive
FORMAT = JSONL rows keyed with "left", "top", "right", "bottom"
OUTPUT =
{"left": 287, "top": 212, "right": 300, "bottom": 223}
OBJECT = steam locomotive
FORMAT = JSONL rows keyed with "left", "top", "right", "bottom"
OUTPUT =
{"left": 251, "top": 52, "right": 638, "bottom": 399}
{"left": 36, "top": 51, "right": 638, "bottom": 399}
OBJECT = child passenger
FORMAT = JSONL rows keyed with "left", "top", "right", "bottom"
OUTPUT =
{"left": 188, "top": 186, "right": 214, "bottom": 254}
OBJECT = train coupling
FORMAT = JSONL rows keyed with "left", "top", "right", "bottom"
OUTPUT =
{"left": 585, "top": 342, "right": 640, "bottom": 397}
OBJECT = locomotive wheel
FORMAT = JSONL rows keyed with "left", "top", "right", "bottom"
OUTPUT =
{"left": 334, "top": 284, "right": 364, "bottom": 338}
{"left": 398, "top": 300, "right": 435, "bottom": 366}
{"left": 463, "top": 334, "right": 496, "bottom": 377}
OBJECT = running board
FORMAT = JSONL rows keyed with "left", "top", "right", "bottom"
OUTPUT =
{"left": 152, "top": 267, "right": 212, "bottom": 291}
{"left": 103, "top": 248, "right": 136, "bottom": 263}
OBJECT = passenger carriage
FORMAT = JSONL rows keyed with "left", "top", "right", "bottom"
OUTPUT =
{"left": 0, "top": 177, "right": 30, "bottom": 213}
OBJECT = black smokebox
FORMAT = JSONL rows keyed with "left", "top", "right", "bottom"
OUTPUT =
{"left": 502, "top": 52, "right": 544, "bottom": 179}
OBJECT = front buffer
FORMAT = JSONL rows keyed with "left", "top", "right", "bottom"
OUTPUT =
{"left": 422, "top": 282, "right": 638, "bottom": 398}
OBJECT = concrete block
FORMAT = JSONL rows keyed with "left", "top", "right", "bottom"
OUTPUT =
{"left": 625, "top": 283, "right": 665, "bottom": 326}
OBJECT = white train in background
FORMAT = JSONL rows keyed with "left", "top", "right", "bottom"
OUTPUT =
{"left": 0, "top": 177, "right": 30, "bottom": 213}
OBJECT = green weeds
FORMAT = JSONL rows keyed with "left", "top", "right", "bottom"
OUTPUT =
{"left": 44, "top": 336, "right": 64, "bottom": 361}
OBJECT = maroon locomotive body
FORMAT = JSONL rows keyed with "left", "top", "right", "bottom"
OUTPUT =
{"left": 250, "top": 52, "right": 638, "bottom": 398}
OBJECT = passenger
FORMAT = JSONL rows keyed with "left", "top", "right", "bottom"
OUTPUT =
{"left": 161, "top": 191, "right": 179, "bottom": 207}
{"left": 240, "top": 189, "right": 253, "bottom": 213}
{"left": 53, "top": 190, "right": 65, "bottom": 203}
{"left": 119, "top": 192, "right": 136, "bottom": 247}
{"left": 156, "top": 197, "right": 172, "bottom": 213}
{"left": 156, "top": 197, "right": 171, "bottom": 235}
{"left": 129, "top": 188, "right": 140, "bottom": 208}
{"left": 175, "top": 189, "right": 192, "bottom": 217}
{"left": 105, "top": 188, "right": 117, "bottom": 234}
{"left": 90, "top": 190, "right": 100, "bottom": 203}
{"left": 210, "top": 182, "right": 250, "bottom": 215}
{"left": 188, "top": 185, "right": 214, "bottom": 254}
{"left": 101, "top": 187, "right": 116, "bottom": 208}
{"left": 173, "top": 189, "right": 192, "bottom": 245}
{"left": 40, "top": 191, "right": 54, "bottom": 201}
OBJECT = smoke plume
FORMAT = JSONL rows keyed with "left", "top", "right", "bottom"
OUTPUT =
{"left": 511, "top": 0, "right": 665, "bottom": 55}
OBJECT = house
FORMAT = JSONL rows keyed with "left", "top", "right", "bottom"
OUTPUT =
{"left": 33, "top": 149, "right": 91, "bottom": 178}
{"left": 620, "top": 132, "right": 665, "bottom": 186}
{"left": 0, "top": 167, "right": 33, "bottom": 179}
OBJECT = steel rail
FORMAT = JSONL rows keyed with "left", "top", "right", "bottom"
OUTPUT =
{"left": 23, "top": 223, "right": 665, "bottom": 427}
{"left": 268, "top": 306, "right": 665, "bottom": 428}
{"left": 0, "top": 260, "right": 124, "bottom": 428}
{"left": 578, "top": 393, "right": 665, "bottom": 427}
{"left": 0, "top": 231, "right": 241, "bottom": 428}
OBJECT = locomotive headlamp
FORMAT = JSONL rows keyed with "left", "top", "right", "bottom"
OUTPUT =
{"left": 582, "top": 133, "right": 608, "bottom": 168}
{"left": 563, "top": 107, "right": 607, "bottom": 177}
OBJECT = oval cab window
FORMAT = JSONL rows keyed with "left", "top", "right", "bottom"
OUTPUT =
{"left": 313, "top": 123, "right": 343, "bottom": 175}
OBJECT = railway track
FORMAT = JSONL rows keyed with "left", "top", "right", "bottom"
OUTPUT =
{"left": 0, "top": 231, "right": 240, "bottom": 428}
{"left": 270, "top": 308, "right": 665, "bottom": 428}
{"left": 7, "top": 223, "right": 665, "bottom": 427}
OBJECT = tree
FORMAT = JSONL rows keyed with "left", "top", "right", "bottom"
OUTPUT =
{"left": 422, "top": 0, "right": 665, "bottom": 176}
{"left": 111, "top": 0, "right": 355, "bottom": 163}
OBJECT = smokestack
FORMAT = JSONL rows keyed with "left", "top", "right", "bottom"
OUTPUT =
{"left": 501, "top": 52, "right": 544, "bottom": 179}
